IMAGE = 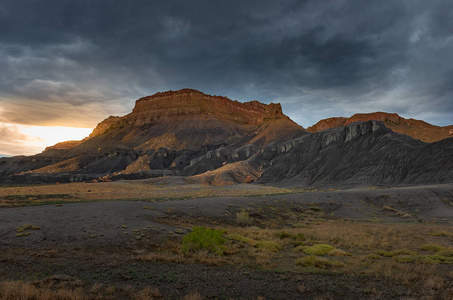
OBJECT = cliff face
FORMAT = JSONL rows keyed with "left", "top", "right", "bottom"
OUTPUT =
{"left": 84, "top": 89, "right": 299, "bottom": 151}
{"left": 0, "top": 89, "right": 305, "bottom": 181}
{"left": 128, "top": 89, "right": 284, "bottom": 127}
{"left": 307, "top": 112, "right": 453, "bottom": 143}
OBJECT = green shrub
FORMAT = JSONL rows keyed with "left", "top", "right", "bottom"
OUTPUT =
{"left": 254, "top": 241, "right": 282, "bottom": 252}
{"left": 293, "top": 245, "right": 307, "bottom": 252}
{"left": 425, "top": 254, "right": 453, "bottom": 264}
{"left": 419, "top": 243, "right": 447, "bottom": 252}
{"left": 295, "top": 256, "right": 344, "bottom": 268}
{"left": 303, "top": 244, "right": 335, "bottom": 256}
{"left": 394, "top": 255, "right": 417, "bottom": 263}
{"left": 437, "top": 249, "right": 453, "bottom": 257}
{"left": 365, "top": 253, "right": 381, "bottom": 260}
{"left": 328, "top": 249, "right": 352, "bottom": 257}
{"left": 181, "top": 226, "right": 226, "bottom": 255}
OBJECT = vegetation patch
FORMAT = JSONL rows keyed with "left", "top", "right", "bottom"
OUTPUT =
{"left": 293, "top": 245, "right": 307, "bottom": 252}
{"left": 375, "top": 249, "right": 418, "bottom": 257}
{"left": 254, "top": 241, "right": 282, "bottom": 252}
{"left": 182, "top": 226, "right": 226, "bottom": 255}
{"left": 303, "top": 244, "right": 335, "bottom": 256}
{"left": 328, "top": 249, "right": 352, "bottom": 257}
{"left": 226, "top": 234, "right": 257, "bottom": 246}
{"left": 15, "top": 232, "right": 30, "bottom": 237}
{"left": 437, "top": 249, "right": 453, "bottom": 257}
{"left": 295, "top": 256, "right": 344, "bottom": 269}
{"left": 16, "top": 224, "right": 41, "bottom": 232}
{"left": 430, "top": 231, "right": 451, "bottom": 237}
{"left": 236, "top": 210, "right": 253, "bottom": 226}
{"left": 419, "top": 243, "right": 447, "bottom": 252}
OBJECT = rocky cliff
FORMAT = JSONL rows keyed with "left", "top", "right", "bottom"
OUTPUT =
{"left": 0, "top": 89, "right": 305, "bottom": 182}
{"left": 307, "top": 112, "right": 453, "bottom": 143}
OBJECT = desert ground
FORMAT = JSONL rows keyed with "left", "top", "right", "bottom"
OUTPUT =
{"left": 1, "top": 178, "right": 452, "bottom": 299}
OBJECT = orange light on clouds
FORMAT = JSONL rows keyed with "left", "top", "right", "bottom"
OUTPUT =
{"left": 22, "top": 125, "right": 92, "bottom": 146}
{"left": 0, "top": 122, "right": 92, "bottom": 156}
{"left": 21, "top": 126, "right": 93, "bottom": 146}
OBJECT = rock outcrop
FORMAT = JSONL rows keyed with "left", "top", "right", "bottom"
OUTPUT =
{"left": 0, "top": 89, "right": 305, "bottom": 182}
{"left": 308, "top": 112, "right": 453, "bottom": 143}
{"left": 252, "top": 120, "right": 453, "bottom": 187}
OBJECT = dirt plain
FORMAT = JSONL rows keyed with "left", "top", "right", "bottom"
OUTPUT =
{"left": 1, "top": 178, "right": 453, "bottom": 299}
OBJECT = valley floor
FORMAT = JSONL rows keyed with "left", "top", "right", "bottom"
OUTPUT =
{"left": 0, "top": 179, "right": 452, "bottom": 299}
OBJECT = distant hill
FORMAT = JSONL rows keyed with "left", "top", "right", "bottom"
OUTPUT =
{"left": 307, "top": 112, "right": 453, "bottom": 143}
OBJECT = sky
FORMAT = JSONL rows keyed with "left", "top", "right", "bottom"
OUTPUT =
{"left": 1, "top": 0, "right": 452, "bottom": 156}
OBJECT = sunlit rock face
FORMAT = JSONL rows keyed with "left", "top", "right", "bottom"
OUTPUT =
{"left": 0, "top": 89, "right": 305, "bottom": 182}
{"left": 308, "top": 112, "right": 453, "bottom": 143}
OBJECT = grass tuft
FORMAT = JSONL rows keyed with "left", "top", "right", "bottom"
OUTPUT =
{"left": 295, "top": 256, "right": 344, "bottom": 268}
{"left": 375, "top": 249, "right": 418, "bottom": 257}
{"left": 303, "top": 244, "right": 335, "bottom": 256}
{"left": 236, "top": 210, "right": 253, "bottom": 226}
{"left": 15, "top": 232, "right": 31, "bottom": 237}
{"left": 328, "top": 249, "right": 352, "bottom": 257}
{"left": 430, "top": 231, "right": 451, "bottom": 237}
{"left": 254, "top": 241, "right": 282, "bottom": 252}
{"left": 182, "top": 226, "right": 226, "bottom": 255}
{"left": 226, "top": 234, "right": 257, "bottom": 246}
{"left": 419, "top": 244, "right": 447, "bottom": 252}
{"left": 15, "top": 224, "right": 41, "bottom": 232}
{"left": 437, "top": 249, "right": 453, "bottom": 257}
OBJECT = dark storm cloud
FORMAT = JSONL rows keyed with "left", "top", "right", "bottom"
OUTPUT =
{"left": 0, "top": 0, "right": 452, "bottom": 129}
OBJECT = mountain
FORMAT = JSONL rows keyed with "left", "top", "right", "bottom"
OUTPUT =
{"left": 0, "top": 89, "right": 305, "bottom": 183}
{"left": 307, "top": 112, "right": 453, "bottom": 143}
{"left": 0, "top": 90, "right": 452, "bottom": 187}
{"left": 251, "top": 120, "right": 453, "bottom": 187}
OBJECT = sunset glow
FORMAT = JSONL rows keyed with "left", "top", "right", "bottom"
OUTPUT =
{"left": 0, "top": 122, "right": 92, "bottom": 156}
{"left": 22, "top": 125, "right": 92, "bottom": 146}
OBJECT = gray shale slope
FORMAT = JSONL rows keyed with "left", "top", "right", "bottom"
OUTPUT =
{"left": 254, "top": 121, "right": 453, "bottom": 187}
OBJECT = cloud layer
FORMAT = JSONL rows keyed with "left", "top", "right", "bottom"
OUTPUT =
{"left": 0, "top": 0, "right": 452, "bottom": 155}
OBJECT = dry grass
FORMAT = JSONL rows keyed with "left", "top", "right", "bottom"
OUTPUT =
{"left": 236, "top": 210, "right": 253, "bottom": 226}
{"left": 135, "top": 286, "right": 163, "bottom": 300}
{"left": 183, "top": 291, "right": 203, "bottom": 300}
{"left": 0, "top": 180, "right": 294, "bottom": 205}
{"left": 0, "top": 280, "right": 86, "bottom": 300}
